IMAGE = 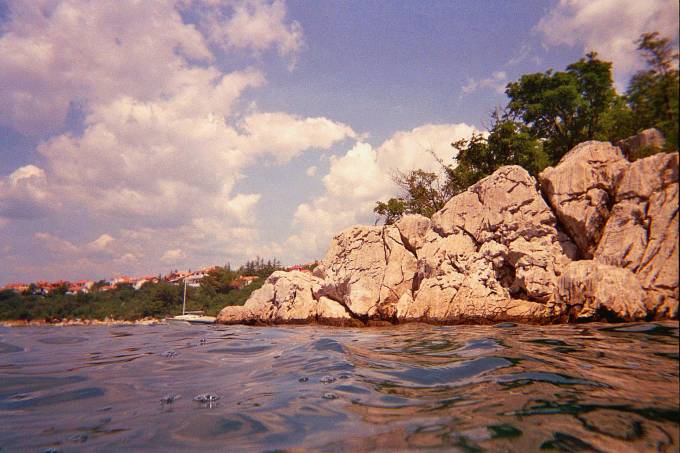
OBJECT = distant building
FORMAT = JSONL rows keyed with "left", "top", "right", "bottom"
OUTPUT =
{"left": 232, "top": 275, "right": 259, "bottom": 289}
{"left": 2, "top": 283, "right": 29, "bottom": 294}
{"left": 132, "top": 276, "right": 159, "bottom": 290}
{"left": 286, "top": 262, "right": 318, "bottom": 273}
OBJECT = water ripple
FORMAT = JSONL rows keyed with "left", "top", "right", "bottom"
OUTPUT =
{"left": 0, "top": 322, "right": 677, "bottom": 452}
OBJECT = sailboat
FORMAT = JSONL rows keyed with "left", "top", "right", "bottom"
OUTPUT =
{"left": 166, "top": 278, "right": 216, "bottom": 325}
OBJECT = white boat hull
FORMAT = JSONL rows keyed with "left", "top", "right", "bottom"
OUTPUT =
{"left": 166, "top": 314, "right": 216, "bottom": 325}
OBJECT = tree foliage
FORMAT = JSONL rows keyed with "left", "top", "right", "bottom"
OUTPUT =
{"left": 506, "top": 52, "right": 616, "bottom": 160}
{"left": 626, "top": 32, "right": 679, "bottom": 148}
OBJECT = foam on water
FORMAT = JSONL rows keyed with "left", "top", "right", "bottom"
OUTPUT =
{"left": 0, "top": 322, "right": 677, "bottom": 452}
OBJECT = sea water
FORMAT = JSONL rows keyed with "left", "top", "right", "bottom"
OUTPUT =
{"left": 0, "top": 322, "right": 677, "bottom": 452}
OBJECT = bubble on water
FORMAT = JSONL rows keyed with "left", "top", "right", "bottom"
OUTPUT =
{"left": 193, "top": 393, "right": 220, "bottom": 403}
{"left": 322, "top": 392, "right": 338, "bottom": 400}
{"left": 320, "top": 375, "right": 336, "bottom": 384}
{"left": 200, "top": 338, "right": 208, "bottom": 345}
{"left": 66, "top": 433, "right": 88, "bottom": 443}
{"left": 298, "top": 377, "right": 309, "bottom": 383}
{"left": 162, "top": 350, "right": 178, "bottom": 358}
{"left": 160, "top": 394, "right": 180, "bottom": 404}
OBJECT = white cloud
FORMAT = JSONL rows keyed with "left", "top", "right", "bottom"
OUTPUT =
{"left": 0, "top": 0, "right": 358, "bottom": 282}
{"left": 305, "top": 166, "right": 317, "bottom": 177}
{"left": 161, "top": 248, "right": 186, "bottom": 263}
{"left": 286, "top": 123, "right": 479, "bottom": 262}
{"left": 0, "top": 0, "right": 214, "bottom": 135}
{"left": 461, "top": 71, "right": 508, "bottom": 95}
{"left": 0, "top": 165, "right": 53, "bottom": 219}
{"left": 196, "top": 0, "right": 304, "bottom": 59}
{"left": 87, "top": 234, "right": 115, "bottom": 251}
{"left": 239, "top": 112, "right": 356, "bottom": 163}
{"left": 536, "top": 0, "right": 679, "bottom": 85}
{"left": 35, "top": 232, "right": 79, "bottom": 255}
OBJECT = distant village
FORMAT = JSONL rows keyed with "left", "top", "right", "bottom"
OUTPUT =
{"left": 2, "top": 263, "right": 315, "bottom": 296}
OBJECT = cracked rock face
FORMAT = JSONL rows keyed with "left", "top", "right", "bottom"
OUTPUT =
{"left": 397, "top": 166, "right": 575, "bottom": 323}
{"left": 595, "top": 152, "right": 679, "bottom": 318}
{"left": 539, "top": 141, "right": 628, "bottom": 258}
{"left": 313, "top": 225, "right": 418, "bottom": 319}
{"left": 216, "top": 271, "right": 351, "bottom": 324}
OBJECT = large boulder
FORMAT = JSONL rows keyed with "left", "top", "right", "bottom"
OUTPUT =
{"left": 556, "top": 261, "right": 647, "bottom": 321}
{"left": 216, "top": 271, "right": 352, "bottom": 324}
{"left": 616, "top": 128, "right": 666, "bottom": 160}
{"left": 539, "top": 141, "right": 628, "bottom": 257}
{"left": 596, "top": 152, "right": 679, "bottom": 318}
{"left": 397, "top": 166, "right": 576, "bottom": 322}
{"left": 313, "top": 225, "right": 418, "bottom": 319}
{"left": 394, "top": 214, "right": 431, "bottom": 254}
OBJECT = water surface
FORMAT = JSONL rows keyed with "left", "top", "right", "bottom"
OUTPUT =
{"left": 0, "top": 322, "right": 678, "bottom": 452}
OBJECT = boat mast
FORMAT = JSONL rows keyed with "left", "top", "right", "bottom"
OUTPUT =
{"left": 182, "top": 278, "right": 187, "bottom": 315}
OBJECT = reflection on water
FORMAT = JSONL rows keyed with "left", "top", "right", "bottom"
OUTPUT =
{"left": 0, "top": 322, "right": 677, "bottom": 452}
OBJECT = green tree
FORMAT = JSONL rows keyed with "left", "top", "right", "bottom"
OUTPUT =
{"left": 506, "top": 52, "right": 616, "bottom": 160}
{"left": 374, "top": 168, "right": 451, "bottom": 224}
{"left": 627, "top": 32, "right": 679, "bottom": 148}
{"left": 201, "top": 267, "right": 238, "bottom": 294}
{"left": 373, "top": 198, "right": 405, "bottom": 225}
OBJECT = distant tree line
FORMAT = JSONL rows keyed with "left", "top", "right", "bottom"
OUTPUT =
{"left": 375, "top": 32, "right": 678, "bottom": 224}
{"left": 0, "top": 257, "right": 283, "bottom": 322}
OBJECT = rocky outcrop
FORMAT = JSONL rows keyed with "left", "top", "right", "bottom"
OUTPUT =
{"left": 216, "top": 271, "right": 353, "bottom": 324}
{"left": 539, "top": 141, "right": 628, "bottom": 257}
{"left": 218, "top": 139, "right": 679, "bottom": 325}
{"left": 312, "top": 225, "right": 418, "bottom": 319}
{"left": 595, "top": 152, "right": 679, "bottom": 318}
{"left": 398, "top": 166, "right": 576, "bottom": 323}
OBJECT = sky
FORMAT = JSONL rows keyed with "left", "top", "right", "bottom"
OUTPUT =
{"left": 0, "top": 0, "right": 678, "bottom": 284}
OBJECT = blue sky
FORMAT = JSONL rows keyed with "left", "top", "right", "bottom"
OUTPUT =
{"left": 0, "top": 0, "right": 678, "bottom": 284}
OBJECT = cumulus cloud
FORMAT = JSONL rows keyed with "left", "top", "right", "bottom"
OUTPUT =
{"left": 461, "top": 71, "right": 508, "bottom": 95}
{"left": 161, "top": 248, "right": 186, "bottom": 263}
{"left": 536, "top": 0, "right": 679, "bottom": 84}
{"left": 87, "top": 234, "right": 115, "bottom": 252}
{"left": 195, "top": 0, "right": 304, "bottom": 59}
{"left": 0, "top": 165, "right": 53, "bottom": 219}
{"left": 0, "top": 0, "right": 356, "bottom": 282}
{"left": 239, "top": 112, "right": 357, "bottom": 163}
{"left": 286, "top": 123, "right": 479, "bottom": 262}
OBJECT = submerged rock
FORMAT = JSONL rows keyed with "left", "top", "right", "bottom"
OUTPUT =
{"left": 218, "top": 139, "right": 679, "bottom": 326}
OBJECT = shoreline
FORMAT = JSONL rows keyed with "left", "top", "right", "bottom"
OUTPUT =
{"left": 1, "top": 317, "right": 675, "bottom": 328}
{"left": 0, "top": 317, "right": 164, "bottom": 327}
